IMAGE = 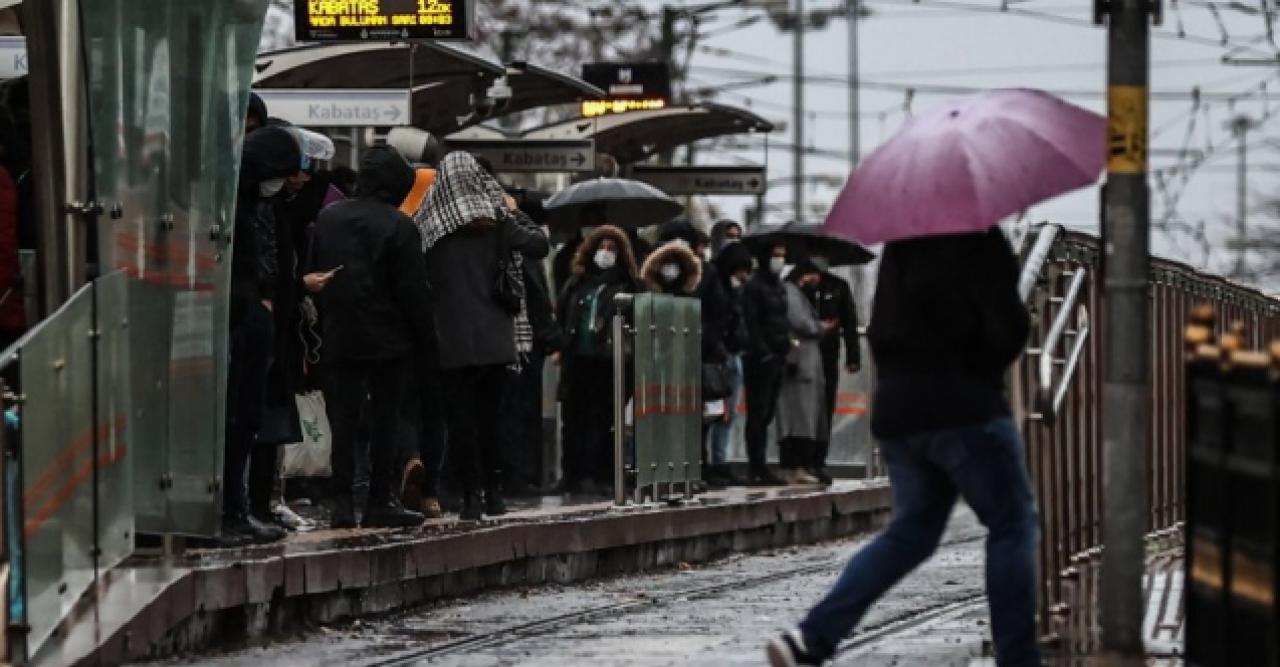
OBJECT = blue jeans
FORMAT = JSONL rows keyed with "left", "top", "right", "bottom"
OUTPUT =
{"left": 799, "top": 417, "right": 1042, "bottom": 666}
{"left": 704, "top": 354, "right": 742, "bottom": 465}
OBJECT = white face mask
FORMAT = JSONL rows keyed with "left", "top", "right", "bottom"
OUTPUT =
{"left": 259, "top": 177, "right": 286, "bottom": 197}
{"left": 811, "top": 256, "right": 830, "bottom": 272}
{"left": 724, "top": 238, "right": 741, "bottom": 245}
{"left": 700, "top": 248, "right": 712, "bottom": 262}
{"left": 660, "top": 263, "right": 681, "bottom": 282}
{"left": 769, "top": 256, "right": 787, "bottom": 275}
{"left": 594, "top": 249, "right": 617, "bottom": 270}
{"left": 729, "top": 275, "right": 744, "bottom": 289}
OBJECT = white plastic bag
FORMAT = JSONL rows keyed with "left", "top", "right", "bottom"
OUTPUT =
{"left": 281, "top": 392, "right": 332, "bottom": 478}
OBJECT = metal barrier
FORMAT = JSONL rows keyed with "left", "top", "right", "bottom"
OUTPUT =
{"left": 612, "top": 293, "right": 703, "bottom": 505}
{"left": 0, "top": 272, "right": 134, "bottom": 659}
{"left": 1184, "top": 312, "right": 1280, "bottom": 666}
{"left": 1014, "top": 224, "right": 1280, "bottom": 649}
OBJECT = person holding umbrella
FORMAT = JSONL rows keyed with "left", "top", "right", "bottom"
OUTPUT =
{"left": 767, "top": 88, "right": 1105, "bottom": 667}
{"left": 556, "top": 225, "right": 640, "bottom": 495}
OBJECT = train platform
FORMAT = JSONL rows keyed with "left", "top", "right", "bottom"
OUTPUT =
{"left": 42, "top": 480, "right": 891, "bottom": 666}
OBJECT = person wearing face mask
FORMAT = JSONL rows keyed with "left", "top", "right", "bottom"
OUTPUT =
{"left": 800, "top": 252, "right": 862, "bottom": 486}
{"left": 219, "top": 125, "right": 301, "bottom": 547}
{"left": 777, "top": 257, "right": 838, "bottom": 486}
{"left": 741, "top": 240, "right": 793, "bottom": 486}
{"left": 706, "top": 241, "right": 755, "bottom": 486}
{"left": 640, "top": 238, "right": 701, "bottom": 296}
{"left": 556, "top": 225, "right": 639, "bottom": 494}
{"left": 709, "top": 220, "right": 743, "bottom": 254}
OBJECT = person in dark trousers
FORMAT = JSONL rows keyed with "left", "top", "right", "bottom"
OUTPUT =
{"left": 768, "top": 228, "right": 1040, "bottom": 667}
{"left": 706, "top": 241, "right": 753, "bottom": 486}
{"left": 741, "top": 239, "right": 791, "bottom": 486}
{"left": 222, "top": 126, "right": 299, "bottom": 546}
{"left": 801, "top": 254, "right": 862, "bottom": 485}
{"left": 557, "top": 225, "right": 639, "bottom": 495}
{"left": 311, "top": 145, "right": 430, "bottom": 530}
{"left": 419, "top": 152, "right": 549, "bottom": 520}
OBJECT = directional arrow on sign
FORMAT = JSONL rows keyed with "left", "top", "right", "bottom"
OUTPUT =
{"left": 386, "top": 106, "right": 403, "bottom": 122}
{"left": 570, "top": 153, "right": 586, "bottom": 167}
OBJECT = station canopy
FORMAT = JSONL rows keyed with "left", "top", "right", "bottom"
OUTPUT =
{"left": 522, "top": 104, "right": 775, "bottom": 163}
{"left": 254, "top": 43, "right": 603, "bottom": 135}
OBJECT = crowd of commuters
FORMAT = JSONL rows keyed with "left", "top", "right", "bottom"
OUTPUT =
{"left": 220, "top": 95, "right": 867, "bottom": 545}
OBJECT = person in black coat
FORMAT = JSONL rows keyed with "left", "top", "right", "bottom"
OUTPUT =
{"left": 222, "top": 126, "right": 299, "bottom": 546}
{"left": 419, "top": 152, "right": 550, "bottom": 520}
{"left": 556, "top": 224, "right": 640, "bottom": 494}
{"left": 740, "top": 238, "right": 791, "bottom": 486}
{"left": 773, "top": 228, "right": 1040, "bottom": 667}
{"left": 801, "top": 255, "right": 862, "bottom": 485}
{"left": 311, "top": 145, "right": 430, "bottom": 529}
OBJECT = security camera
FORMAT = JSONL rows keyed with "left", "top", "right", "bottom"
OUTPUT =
{"left": 486, "top": 77, "right": 514, "bottom": 102}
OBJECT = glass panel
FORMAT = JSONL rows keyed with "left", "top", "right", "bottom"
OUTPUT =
{"left": 20, "top": 285, "right": 96, "bottom": 652}
{"left": 80, "top": 0, "right": 270, "bottom": 535}
{"left": 668, "top": 296, "right": 689, "bottom": 484}
{"left": 683, "top": 297, "right": 702, "bottom": 484}
{"left": 827, "top": 338, "right": 874, "bottom": 468}
{"left": 632, "top": 294, "right": 657, "bottom": 490}
{"left": 653, "top": 296, "right": 676, "bottom": 486}
{"left": 95, "top": 270, "right": 134, "bottom": 571}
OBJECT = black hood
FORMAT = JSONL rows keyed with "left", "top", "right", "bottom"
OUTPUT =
{"left": 357, "top": 145, "right": 415, "bottom": 205}
{"left": 247, "top": 92, "right": 268, "bottom": 128}
{"left": 241, "top": 126, "right": 301, "bottom": 185}
{"left": 713, "top": 241, "right": 754, "bottom": 278}
{"left": 659, "top": 219, "right": 701, "bottom": 248}
{"left": 709, "top": 220, "right": 742, "bottom": 252}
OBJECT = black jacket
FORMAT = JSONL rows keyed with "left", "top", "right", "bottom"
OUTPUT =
{"left": 524, "top": 258, "right": 561, "bottom": 353}
{"left": 868, "top": 228, "right": 1030, "bottom": 439}
{"left": 427, "top": 212, "right": 549, "bottom": 370}
{"left": 804, "top": 271, "right": 862, "bottom": 368}
{"left": 312, "top": 146, "right": 431, "bottom": 363}
{"left": 230, "top": 127, "right": 299, "bottom": 329}
{"left": 742, "top": 268, "right": 791, "bottom": 362}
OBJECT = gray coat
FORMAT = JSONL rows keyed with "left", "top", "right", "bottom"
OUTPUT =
{"left": 777, "top": 282, "right": 828, "bottom": 441}
{"left": 425, "top": 218, "right": 549, "bottom": 370}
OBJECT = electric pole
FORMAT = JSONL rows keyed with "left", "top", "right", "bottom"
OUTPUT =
{"left": 847, "top": 0, "right": 860, "bottom": 168}
{"left": 793, "top": 0, "right": 805, "bottom": 224}
{"left": 1231, "top": 115, "right": 1254, "bottom": 279}
{"left": 1100, "top": 0, "right": 1155, "bottom": 654}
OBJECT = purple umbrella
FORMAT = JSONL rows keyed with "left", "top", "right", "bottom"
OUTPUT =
{"left": 823, "top": 89, "right": 1106, "bottom": 245}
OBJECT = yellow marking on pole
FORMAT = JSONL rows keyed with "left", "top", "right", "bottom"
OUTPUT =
{"left": 1108, "top": 85, "right": 1148, "bottom": 174}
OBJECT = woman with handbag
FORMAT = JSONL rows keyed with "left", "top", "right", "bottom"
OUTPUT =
{"left": 556, "top": 225, "right": 639, "bottom": 494}
{"left": 419, "top": 152, "right": 549, "bottom": 520}
{"left": 776, "top": 257, "right": 837, "bottom": 486}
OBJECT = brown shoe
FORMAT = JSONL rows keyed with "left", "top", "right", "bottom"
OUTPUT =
{"left": 420, "top": 497, "right": 443, "bottom": 519}
{"left": 400, "top": 458, "right": 426, "bottom": 510}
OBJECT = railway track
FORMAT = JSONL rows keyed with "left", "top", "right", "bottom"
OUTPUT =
{"left": 367, "top": 533, "right": 988, "bottom": 666}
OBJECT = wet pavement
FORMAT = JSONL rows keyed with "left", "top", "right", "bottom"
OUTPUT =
{"left": 143, "top": 507, "right": 997, "bottom": 666}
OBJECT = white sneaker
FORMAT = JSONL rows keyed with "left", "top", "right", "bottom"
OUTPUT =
{"left": 766, "top": 629, "right": 824, "bottom": 666}
{"left": 272, "top": 502, "right": 316, "bottom": 532}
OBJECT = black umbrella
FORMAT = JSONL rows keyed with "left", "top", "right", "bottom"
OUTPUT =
{"left": 544, "top": 177, "right": 684, "bottom": 230}
{"left": 781, "top": 223, "right": 876, "bottom": 266}
{"left": 743, "top": 223, "right": 874, "bottom": 266}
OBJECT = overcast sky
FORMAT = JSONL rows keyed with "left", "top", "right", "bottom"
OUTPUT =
{"left": 668, "top": 0, "right": 1280, "bottom": 280}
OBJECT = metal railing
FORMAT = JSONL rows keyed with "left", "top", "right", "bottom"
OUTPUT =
{"left": 1014, "top": 224, "right": 1280, "bottom": 650}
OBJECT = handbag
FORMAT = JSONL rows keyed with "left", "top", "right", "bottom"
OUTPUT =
{"left": 492, "top": 207, "right": 525, "bottom": 315}
{"left": 280, "top": 391, "right": 333, "bottom": 478}
{"left": 702, "top": 360, "right": 733, "bottom": 400}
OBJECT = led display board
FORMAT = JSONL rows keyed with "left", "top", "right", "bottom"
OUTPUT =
{"left": 581, "top": 62, "right": 672, "bottom": 117}
{"left": 295, "top": 0, "right": 473, "bottom": 41}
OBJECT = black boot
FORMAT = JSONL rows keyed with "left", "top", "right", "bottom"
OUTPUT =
{"left": 721, "top": 465, "right": 746, "bottom": 487}
{"left": 363, "top": 495, "right": 426, "bottom": 529}
{"left": 484, "top": 488, "right": 508, "bottom": 517}
{"left": 330, "top": 495, "right": 357, "bottom": 529}
{"left": 460, "top": 490, "right": 483, "bottom": 521}
{"left": 225, "top": 513, "right": 286, "bottom": 544}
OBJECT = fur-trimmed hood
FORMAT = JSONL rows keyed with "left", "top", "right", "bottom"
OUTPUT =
{"left": 641, "top": 241, "right": 703, "bottom": 294}
{"left": 570, "top": 224, "right": 639, "bottom": 279}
